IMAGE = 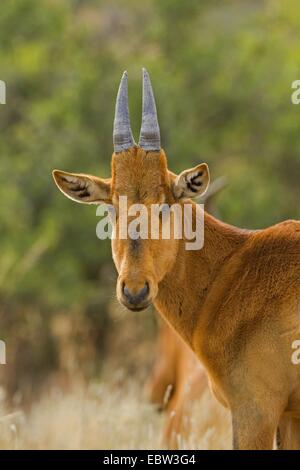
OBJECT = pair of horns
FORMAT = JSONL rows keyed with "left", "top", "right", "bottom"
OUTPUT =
{"left": 113, "top": 68, "right": 160, "bottom": 153}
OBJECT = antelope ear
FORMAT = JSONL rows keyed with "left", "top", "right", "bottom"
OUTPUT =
{"left": 52, "top": 170, "right": 111, "bottom": 204}
{"left": 173, "top": 163, "right": 210, "bottom": 200}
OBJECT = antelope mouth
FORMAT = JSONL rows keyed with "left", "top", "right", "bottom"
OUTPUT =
{"left": 122, "top": 301, "right": 151, "bottom": 312}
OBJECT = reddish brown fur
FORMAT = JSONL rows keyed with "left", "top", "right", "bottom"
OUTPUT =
{"left": 146, "top": 189, "right": 224, "bottom": 449}
{"left": 53, "top": 146, "right": 300, "bottom": 449}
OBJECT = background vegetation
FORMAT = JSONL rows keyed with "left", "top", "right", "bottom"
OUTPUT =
{"left": 0, "top": 0, "right": 299, "bottom": 444}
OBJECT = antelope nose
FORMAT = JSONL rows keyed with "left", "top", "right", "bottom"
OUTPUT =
{"left": 122, "top": 282, "right": 150, "bottom": 307}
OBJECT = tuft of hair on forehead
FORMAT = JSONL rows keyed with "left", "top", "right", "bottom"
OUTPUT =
{"left": 111, "top": 147, "right": 170, "bottom": 203}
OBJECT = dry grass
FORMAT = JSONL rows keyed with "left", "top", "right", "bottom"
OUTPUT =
{"left": 0, "top": 375, "right": 231, "bottom": 450}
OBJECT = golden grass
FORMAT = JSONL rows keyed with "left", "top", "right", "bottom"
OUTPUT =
{"left": 0, "top": 376, "right": 231, "bottom": 450}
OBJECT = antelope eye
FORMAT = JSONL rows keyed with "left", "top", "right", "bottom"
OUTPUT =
{"left": 107, "top": 204, "right": 117, "bottom": 220}
{"left": 159, "top": 204, "right": 170, "bottom": 217}
{"left": 163, "top": 203, "right": 170, "bottom": 211}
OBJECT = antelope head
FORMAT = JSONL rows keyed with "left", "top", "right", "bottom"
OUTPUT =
{"left": 53, "top": 69, "right": 210, "bottom": 311}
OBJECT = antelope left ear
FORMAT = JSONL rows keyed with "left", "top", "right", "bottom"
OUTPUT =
{"left": 173, "top": 163, "right": 210, "bottom": 200}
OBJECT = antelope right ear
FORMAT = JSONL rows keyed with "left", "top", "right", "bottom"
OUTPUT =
{"left": 172, "top": 163, "right": 210, "bottom": 200}
{"left": 52, "top": 170, "right": 111, "bottom": 205}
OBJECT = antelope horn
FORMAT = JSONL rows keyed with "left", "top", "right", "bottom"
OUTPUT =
{"left": 138, "top": 68, "right": 161, "bottom": 151}
{"left": 113, "top": 71, "right": 136, "bottom": 153}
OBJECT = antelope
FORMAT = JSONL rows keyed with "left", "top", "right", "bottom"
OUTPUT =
{"left": 53, "top": 69, "right": 300, "bottom": 450}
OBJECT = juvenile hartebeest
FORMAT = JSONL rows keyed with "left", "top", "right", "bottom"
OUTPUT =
{"left": 53, "top": 69, "right": 300, "bottom": 449}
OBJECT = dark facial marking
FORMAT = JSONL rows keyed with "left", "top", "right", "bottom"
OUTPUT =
{"left": 186, "top": 171, "right": 204, "bottom": 192}
{"left": 192, "top": 180, "right": 203, "bottom": 187}
{"left": 78, "top": 189, "right": 90, "bottom": 198}
{"left": 187, "top": 181, "right": 199, "bottom": 193}
{"left": 191, "top": 171, "right": 203, "bottom": 186}
{"left": 71, "top": 183, "right": 85, "bottom": 192}
{"left": 60, "top": 176, "right": 90, "bottom": 197}
{"left": 130, "top": 238, "right": 141, "bottom": 253}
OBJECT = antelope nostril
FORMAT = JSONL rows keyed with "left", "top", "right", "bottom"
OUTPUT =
{"left": 122, "top": 282, "right": 150, "bottom": 305}
{"left": 140, "top": 282, "right": 149, "bottom": 298}
{"left": 123, "top": 284, "right": 131, "bottom": 298}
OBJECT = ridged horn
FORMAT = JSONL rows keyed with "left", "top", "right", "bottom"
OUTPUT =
{"left": 138, "top": 68, "right": 161, "bottom": 151}
{"left": 113, "top": 71, "right": 136, "bottom": 153}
